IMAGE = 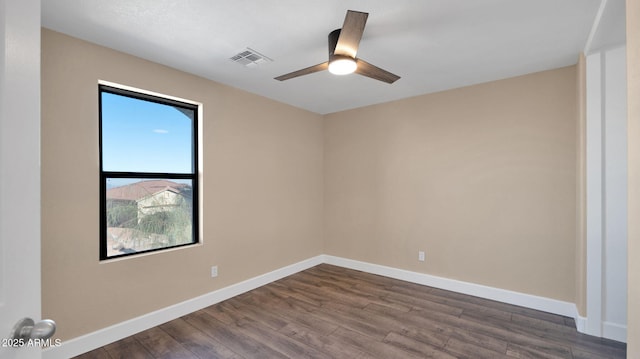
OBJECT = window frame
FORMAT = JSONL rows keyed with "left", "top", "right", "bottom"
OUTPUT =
{"left": 98, "top": 83, "right": 200, "bottom": 260}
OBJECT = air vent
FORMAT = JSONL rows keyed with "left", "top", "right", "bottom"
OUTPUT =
{"left": 229, "top": 48, "right": 273, "bottom": 68}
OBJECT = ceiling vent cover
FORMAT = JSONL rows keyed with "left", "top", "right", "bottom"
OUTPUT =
{"left": 230, "top": 48, "right": 273, "bottom": 68}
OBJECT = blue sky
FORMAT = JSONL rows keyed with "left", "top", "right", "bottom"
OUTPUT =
{"left": 101, "top": 92, "right": 194, "bottom": 175}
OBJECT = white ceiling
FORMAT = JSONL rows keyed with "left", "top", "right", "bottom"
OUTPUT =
{"left": 42, "top": 0, "right": 606, "bottom": 114}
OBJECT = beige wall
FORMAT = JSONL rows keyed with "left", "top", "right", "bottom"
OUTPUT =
{"left": 627, "top": 0, "right": 640, "bottom": 355}
{"left": 41, "top": 29, "right": 324, "bottom": 340}
{"left": 324, "top": 66, "right": 577, "bottom": 302}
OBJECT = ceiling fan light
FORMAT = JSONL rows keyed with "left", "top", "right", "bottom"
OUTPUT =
{"left": 328, "top": 57, "right": 357, "bottom": 75}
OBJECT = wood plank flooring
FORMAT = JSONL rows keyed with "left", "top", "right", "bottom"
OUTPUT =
{"left": 74, "top": 264, "right": 626, "bottom": 358}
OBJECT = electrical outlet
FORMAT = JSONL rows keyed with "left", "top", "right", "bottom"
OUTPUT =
{"left": 211, "top": 265, "right": 218, "bottom": 278}
{"left": 418, "top": 251, "right": 425, "bottom": 262}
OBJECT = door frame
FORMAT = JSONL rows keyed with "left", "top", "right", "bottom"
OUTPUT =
{"left": 0, "top": 0, "right": 43, "bottom": 358}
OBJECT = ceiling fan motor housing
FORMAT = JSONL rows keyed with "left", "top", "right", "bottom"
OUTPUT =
{"left": 328, "top": 29, "right": 358, "bottom": 75}
{"left": 328, "top": 28, "right": 343, "bottom": 61}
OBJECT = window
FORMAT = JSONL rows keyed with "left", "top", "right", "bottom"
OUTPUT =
{"left": 99, "top": 84, "right": 199, "bottom": 260}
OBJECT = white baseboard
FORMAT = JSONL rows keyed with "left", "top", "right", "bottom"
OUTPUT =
{"left": 43, "top": 255, "right": 324, "bottom": 359}
{"left": 45, "top": 254, "right": 625, "bottom": 358}
{"left": 603, "top": 321, "right": 628, "bottom": 343}
{"left": 575, "top": 313, "right": 588, "bottom": 333}
{"left": 578, "top": 317, "right": 627, "bottom": 343}
{"left": 322, "top": 255, "right": 578, "bottom": 319}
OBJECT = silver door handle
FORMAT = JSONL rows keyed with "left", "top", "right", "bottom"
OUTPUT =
{"left": 10, "top": 318, "right": 56, "bottom": 340}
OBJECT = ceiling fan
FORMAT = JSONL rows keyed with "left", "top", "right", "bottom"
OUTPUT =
{"left": 274, "top": 10, "right": 400, "bottom": 84}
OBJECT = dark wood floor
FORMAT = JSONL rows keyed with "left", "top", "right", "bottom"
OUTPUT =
{"left": 74, "top": 264, "right": 626, "bottom": 358}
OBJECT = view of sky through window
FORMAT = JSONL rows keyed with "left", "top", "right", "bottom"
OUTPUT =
{"left": 101, "top": 92, "right": 194, "bottom": 174}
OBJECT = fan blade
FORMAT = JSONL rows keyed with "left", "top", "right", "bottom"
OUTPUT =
{"left": 334, "top": 10, "right": 368, "bottom": 58}
{"left": 355, "top": 59, "right": 400, "bottom": 84}
{"left": 274, "top": 62, "right": 329, "bottom": 81}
